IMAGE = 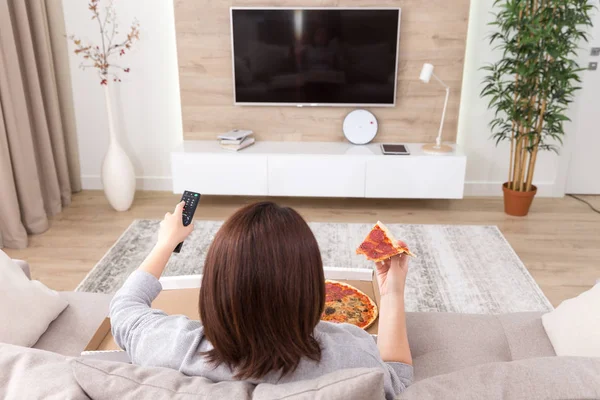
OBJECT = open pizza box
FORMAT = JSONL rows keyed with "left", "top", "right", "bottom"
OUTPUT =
{"left": 82, "top": 267, "right": 380, "bottom": 363}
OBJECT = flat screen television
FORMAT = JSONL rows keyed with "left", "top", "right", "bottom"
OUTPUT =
{"left": 230, "top": 8, "right": 401, "bottom": 107}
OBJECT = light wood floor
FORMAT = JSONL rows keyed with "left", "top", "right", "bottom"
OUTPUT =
{"left": 3, "top": 191, "right": 600, "bottom": 307}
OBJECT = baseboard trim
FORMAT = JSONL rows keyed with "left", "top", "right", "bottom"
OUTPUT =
{"left": 464, "top": 181, "right": 560, "bottom": 197}
{"left": 81, "top": 175, "right": 173, "bottom": 191}
{"left": 81, "top": 176, "right": 562, "bottom": 198}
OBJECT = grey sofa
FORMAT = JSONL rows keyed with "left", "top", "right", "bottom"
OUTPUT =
{"left": 3, "top": 261, "right": 600, "bottom": 400}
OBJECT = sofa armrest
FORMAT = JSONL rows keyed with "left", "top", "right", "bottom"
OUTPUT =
{"left": 13, "top": 259, "right": 31, "bottom": 279}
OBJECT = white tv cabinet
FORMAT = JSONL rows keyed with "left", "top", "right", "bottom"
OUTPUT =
{"left": 171, "top": 141, "right": 467, "bottom": 199}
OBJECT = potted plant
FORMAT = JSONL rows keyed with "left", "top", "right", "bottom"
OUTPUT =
{"left": 69, "top": 0, "right": 140, "bottom": 211}
{"left": 481, "top": 0, "right": 594, "bottom": 216}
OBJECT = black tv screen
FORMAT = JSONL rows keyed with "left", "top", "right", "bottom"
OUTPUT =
{"left": 230, "top": 8, "right": 401, "bottom": 106}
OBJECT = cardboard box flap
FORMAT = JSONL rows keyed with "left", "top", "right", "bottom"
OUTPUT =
{"left": 84, "top": 318, "right": 112, "bottom": 352}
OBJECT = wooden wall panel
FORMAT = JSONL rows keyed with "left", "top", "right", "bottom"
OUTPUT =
{"left": 174, "top": 0, "right": 470, "bottom": 143}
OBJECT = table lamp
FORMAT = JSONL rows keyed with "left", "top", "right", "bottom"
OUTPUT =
{"left": 419, "top": 63, "right": 453, "bottom": 154}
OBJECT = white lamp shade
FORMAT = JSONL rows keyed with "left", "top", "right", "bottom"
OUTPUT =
{"left": 420, "top": 63, "right": 434, "bottom": 83}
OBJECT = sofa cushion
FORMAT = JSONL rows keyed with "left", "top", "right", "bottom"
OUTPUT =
{"left": 71, "top": 358, "right": 255, "bottom": 399}
{"left": 496, "top": 312, "right": 556, "bottom": 360}
{"left": 12, "top": 259, "right": 30, "bottom": 279}
{"left": 252, "top": 368, "right": 384, "bottom": 400}
{"left": 0, "top": 343, "right": 89, "bottom": 400}
{"left": 0, "top": 250, "right": 68, "bottom": 347}
{"left": 542, "top": 283, "right": 600, "bottom": 357}
{"left": 33, "top": 291, "right": 112, "bottom": 356}
{"left": 71, "top": 358, "right": 384, "bottom": 400}
{"left": 406, "top": 312, "right": 554, "bottom": 381}
{"left": 396, "top": 356, "right": 600, "bottom": 400}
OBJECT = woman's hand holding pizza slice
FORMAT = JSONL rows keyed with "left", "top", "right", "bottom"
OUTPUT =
{"left": 355, "top": 221, "right": 414, "bottom": 297}
{"left": 353, "top": 222, "right": 413, "bottom": 366}
{"left": 375, "top": 241, "right": 409, "bottom": 298}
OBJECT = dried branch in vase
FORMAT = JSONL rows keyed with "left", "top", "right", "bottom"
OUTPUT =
{"left": 69, "top": 0, "right": 140, "bottom": 85}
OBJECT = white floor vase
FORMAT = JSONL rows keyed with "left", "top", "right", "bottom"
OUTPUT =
{"left": 101, "top": 83, "right": 135, "bottom": 211}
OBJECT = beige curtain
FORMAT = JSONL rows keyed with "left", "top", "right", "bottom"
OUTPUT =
{"left": 0, "top": 0, "right": 81, "bottom": 249}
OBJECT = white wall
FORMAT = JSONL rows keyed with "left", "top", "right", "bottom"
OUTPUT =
{"left": 63, "top": 0, "right": 182, "bottom": 190}
{"left": 457, "top": 0, "right": 598, "bottom": 197}
{"left": 565, "top": 4, "right": 600, "bottom": 194}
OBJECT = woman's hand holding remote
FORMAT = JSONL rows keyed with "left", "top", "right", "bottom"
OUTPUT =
{"left": 139, "top": 202, "right": 194, "bottom": 279}
{"left": 157, "top": 201, "right": 195, "bottom": 250}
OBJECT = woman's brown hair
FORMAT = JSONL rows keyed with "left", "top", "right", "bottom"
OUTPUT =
{"left": 199, "top": 202, "right": 325, "bottom": 380}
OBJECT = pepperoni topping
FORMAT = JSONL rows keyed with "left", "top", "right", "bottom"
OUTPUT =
{"left": 369, "top": 228, "right": 385, "bottom": 242}
{"left": 326, "top": 283, "right": 357, "bottom": 299}
{"left": 326, "top": 292, "right": 342, "bottom": 301}
{"left": 359, "top": 241, "right": 376, "bottom": 251}
{"left": 325, "top": 283, "right": 344, "bottom": 301}
{"left": 368, "top": 250, "right": 381, "bottom": 259}
{"left": 375, "top": 242, "right": 395, "bottom": 253}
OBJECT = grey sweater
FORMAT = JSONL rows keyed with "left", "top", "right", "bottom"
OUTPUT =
{"left": 109, "top": 271, "right": 413, "bottom": 399}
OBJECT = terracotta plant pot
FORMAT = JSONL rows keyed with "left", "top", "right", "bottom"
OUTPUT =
{"left": 502, "top": 183, "right": 537, "bottom": 216}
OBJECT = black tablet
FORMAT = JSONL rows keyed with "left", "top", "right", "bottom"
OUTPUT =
{"left": 381, "top": 144, "right": 410, "bottom": 155}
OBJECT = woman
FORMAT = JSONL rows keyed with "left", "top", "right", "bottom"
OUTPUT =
{"left": 110, "top": 201, "right": 412, "bottom": 399}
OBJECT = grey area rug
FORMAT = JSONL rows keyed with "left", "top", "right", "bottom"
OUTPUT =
{"left": 76, "top": 220, "right": 553, "bottom": 314}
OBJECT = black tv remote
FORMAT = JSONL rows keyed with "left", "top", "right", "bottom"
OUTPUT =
{"left": 173, "top": 190, "right": 201, "bottom": 253}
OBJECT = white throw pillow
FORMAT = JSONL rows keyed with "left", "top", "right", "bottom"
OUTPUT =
{"left": 0, "top": 250, "right": 68, "bottom": 347}
{"left": 542, "top": 283, "right": 600, "bottom": 357}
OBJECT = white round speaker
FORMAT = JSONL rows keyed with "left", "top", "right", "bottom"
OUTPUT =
{"left": 343, "top": 109, "right": 378, "bottom": 145}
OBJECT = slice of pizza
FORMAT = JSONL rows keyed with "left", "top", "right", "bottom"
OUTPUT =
{"left": 356, "top": 221, "right": 415, "bottom": 262}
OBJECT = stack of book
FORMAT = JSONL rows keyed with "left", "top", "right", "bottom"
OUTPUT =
{"left": 218, "top": 129, "right": 255, "bottom": 151}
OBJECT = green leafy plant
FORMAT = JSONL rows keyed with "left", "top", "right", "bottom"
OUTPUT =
{"left": 481, "top": 0, "right": 594, "bottom": 192}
